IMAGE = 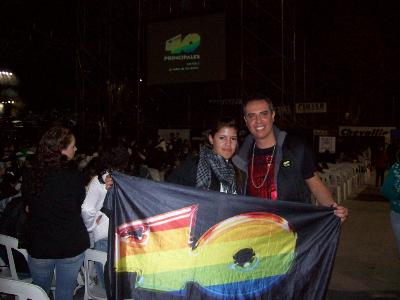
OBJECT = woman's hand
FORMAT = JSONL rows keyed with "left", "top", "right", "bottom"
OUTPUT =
{"left": 96, "top": 215, "right": 102, "bottom": 224}
{"left": 105, "top": 175, "right": 113, "bottom": 190}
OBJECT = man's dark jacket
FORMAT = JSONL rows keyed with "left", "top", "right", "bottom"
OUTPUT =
{"left": 232, "top": 126, "right": 313, "bottom": 203}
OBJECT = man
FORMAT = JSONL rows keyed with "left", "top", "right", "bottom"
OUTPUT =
{"left": 232, "top": 93, "right": 348, "bottom": 222}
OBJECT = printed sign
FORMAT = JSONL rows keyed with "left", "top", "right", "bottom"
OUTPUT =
{"left": 295, "top": 103, "right": 327, "bottom": 113}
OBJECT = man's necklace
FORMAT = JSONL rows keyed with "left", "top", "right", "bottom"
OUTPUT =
{"left": 250, "top": 143, "right": 276, "bottom": 189}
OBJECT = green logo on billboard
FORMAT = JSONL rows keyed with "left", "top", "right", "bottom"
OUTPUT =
{"left": 165, "top": 33, "right": 201, "bottom": 54}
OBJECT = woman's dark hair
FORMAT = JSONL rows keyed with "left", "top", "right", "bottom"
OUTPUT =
{"left": 29, "top": 127, "right": 75, "bottom": 193}
{"left": 83, "top": 140, "right": 131, "bottom": 185}
{"left": 209, "top": 116, "right": 238, "bottom": 137}
{"left": 95, "top": 142, "right": 131, "bottom": 177}
{"left": 36, "top": 127, "right": 74, "bottom": 168}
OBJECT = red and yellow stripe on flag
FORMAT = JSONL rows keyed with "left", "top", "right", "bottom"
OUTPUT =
{"left": 115, "top": 205, "right": 297, "bottom": 297}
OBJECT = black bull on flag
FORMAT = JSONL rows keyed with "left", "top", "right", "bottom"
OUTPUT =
{"left": 103, "top": 172, "right": 340, "bottom": 300}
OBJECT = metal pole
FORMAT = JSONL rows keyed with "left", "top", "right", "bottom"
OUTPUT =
{"left": 136, "top": 0, "right": 142, "bottom": 141}
{"left": 303, "top": 37, "right": 306, "bottom": 101}
{"left": 292, "top": 1, "right": 296, "bottom": 123}
{"left": 240, "top": 0, "right": 244, "bottom": 101}
{"left": 281, "top": 0, "right": 284, "bottom": 103}
{"left": 293, "top": 28, "right": 296, "bottom": 123}
{"left": 107, "top": 0, "right": 112, "bottom": 135}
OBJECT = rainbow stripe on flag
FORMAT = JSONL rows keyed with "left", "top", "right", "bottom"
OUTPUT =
{"left": 115, "top": 205, "right": 297, "bottom": 297}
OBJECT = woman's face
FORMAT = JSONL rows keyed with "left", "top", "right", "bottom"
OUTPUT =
{"left": 61, "top": 135, "right": 77, "bottom": 160}
{"left": 209, "top": 126, "right": 238, "bottom": 160}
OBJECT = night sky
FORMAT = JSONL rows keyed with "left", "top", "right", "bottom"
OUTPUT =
{"left": 1, "top": 0, "right": 399, "bottom": 128}
{"left": 304, "top": 1, "right": 400, "bottom": 125}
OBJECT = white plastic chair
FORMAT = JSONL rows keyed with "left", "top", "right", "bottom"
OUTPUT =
{"left": 84, "top": 248, "right": 107, "bottom": 300}
{"left": 0, "top": 234, "right": 85, "bottom": 298}
{"left": 0, "top": 277, "right": 50, "bottom": 299}
{"left": 0, "top": 234, "right": 30, "bottom": 282}
{"left": 0, "top": 234, "right": 60, "bottom": 298}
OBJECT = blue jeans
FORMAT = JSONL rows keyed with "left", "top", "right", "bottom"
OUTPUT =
{"left": 94, "top": 238, "right": 107, "bottom": 288}
{"left": 28, "top": 252, "right": 84, "bottom": 300}
{"left": 391, "top": 211, "right": 400, "bottom": 255}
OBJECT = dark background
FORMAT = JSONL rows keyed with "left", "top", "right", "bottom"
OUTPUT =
{"left": 0, "top": 0, "right": 399, "bottom": 141}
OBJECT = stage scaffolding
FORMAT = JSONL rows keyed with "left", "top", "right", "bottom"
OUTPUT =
{"left": 75, "top": 0, "right": 307, "bottom": 138}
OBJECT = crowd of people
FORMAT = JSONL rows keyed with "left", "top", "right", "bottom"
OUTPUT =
{"left": 9, "top": 94, "right": 400, "bottom": 299}
{"left": 0, "top": 124, "right": 195, "bottom": 298}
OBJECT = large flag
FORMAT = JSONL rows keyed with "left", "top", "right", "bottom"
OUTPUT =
{"left": 103, "top": 172, "right": 340, "bottom": 300}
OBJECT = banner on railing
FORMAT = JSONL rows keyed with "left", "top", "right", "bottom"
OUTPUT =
{"left": 103, "top": 172, "right": 340, "bottom": 300}
{"left": 339, "top": 126, "right": 395, "bottom": 138}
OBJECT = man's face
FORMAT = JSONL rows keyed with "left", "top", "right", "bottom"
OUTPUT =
{"left": 244, "top": 99, "right": 275, "bottom": 143}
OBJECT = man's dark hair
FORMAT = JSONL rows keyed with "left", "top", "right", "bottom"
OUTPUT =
{"left": 242, "top": 92, "right": 274, "bottom": 114}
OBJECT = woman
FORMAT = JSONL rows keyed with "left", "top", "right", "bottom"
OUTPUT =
{"left": 81, "top": 142, "right": 130, "bottom": 287}
{"left": 22, "top": 127, "right": 89, "bottom": 299}
{"left": 167, "top": 117, "right": 243, "bottom": 194}
{"left": 381, "top": 149, "right": 400, "bottom": 255}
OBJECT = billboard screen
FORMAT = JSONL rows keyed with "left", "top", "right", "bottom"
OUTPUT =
{"left": 147, "top": 14, "right": 226, "bottom": 85}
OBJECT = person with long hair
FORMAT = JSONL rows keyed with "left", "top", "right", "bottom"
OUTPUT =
{"left": 81, "top": 141, "right": 130, "bottom": 287}
{"left": 167, "top": 117, "right": 244, "bottom": 194}
{"left": 22, "top": 127, "right": 89, "bottom": 299}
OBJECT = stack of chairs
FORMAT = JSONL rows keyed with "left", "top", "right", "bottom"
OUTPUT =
{"left": 316, "top": 161, "right": 368, "bottom": 205}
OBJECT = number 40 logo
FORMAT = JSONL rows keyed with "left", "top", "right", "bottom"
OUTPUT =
{"left": 116, "top": 205, "right": 297, "bottom": 298}
{"left": 165, "top": 33, "right": 201, "bottom": 54}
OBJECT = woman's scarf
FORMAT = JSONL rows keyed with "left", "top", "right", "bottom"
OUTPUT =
{"left": 195, "top": 145, "right": 236, "bottom": 194}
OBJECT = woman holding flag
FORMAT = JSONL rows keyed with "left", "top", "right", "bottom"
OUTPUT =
{"left": 167, "top": 116, "right": 244, "bottom": 195}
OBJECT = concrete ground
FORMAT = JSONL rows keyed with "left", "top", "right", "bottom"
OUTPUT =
{"left": 327, "top": 181, "right": 400, "bottom": 300}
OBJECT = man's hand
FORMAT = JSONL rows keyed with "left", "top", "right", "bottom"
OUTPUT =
{"left": 331, "top": 203, "right": 348, "bottom": 223}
